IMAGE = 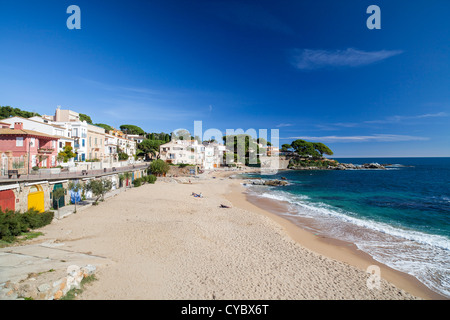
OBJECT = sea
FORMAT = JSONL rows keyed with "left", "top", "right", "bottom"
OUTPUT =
{"left": 241, "top": 157, "right": 450, "bottom": 298}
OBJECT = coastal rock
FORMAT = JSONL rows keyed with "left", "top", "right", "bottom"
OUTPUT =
{"left": 362, "top": 163, "right": 386, "bottom": 169}
{"left": 332, "top": 162, "right": 386, "bottom": 170}
{"left": 243, "top": 179, "right": 288, "bottom": 186}
{"left": 264, "top": 180, "right": 288, "bottom": 186}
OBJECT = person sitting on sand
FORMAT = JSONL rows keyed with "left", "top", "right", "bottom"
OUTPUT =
{"left": 191, "top": 192, "right": 203, "bottom": 198}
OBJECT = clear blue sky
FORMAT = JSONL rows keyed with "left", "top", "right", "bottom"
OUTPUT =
{"left": 1, "top": 0, "right": 449, "bottom": 157}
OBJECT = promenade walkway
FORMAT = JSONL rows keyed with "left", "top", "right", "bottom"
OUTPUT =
{"left": 0, "top": 163, "right": 148, "bottom": 184}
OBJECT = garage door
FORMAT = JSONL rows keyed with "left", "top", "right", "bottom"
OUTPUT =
{"left": 52, "top": 183, "right": 65, "bottom": 209}
{"left": 0, "top": 190, "right": 15, "bottom": 212}
{"left": 28, "top": 185, "right": 45, "bottom": 213}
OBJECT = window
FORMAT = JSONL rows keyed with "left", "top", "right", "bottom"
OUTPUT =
{"left": 16, "top": 137, "right": 24, "bottom": 147}
{"left": 59, "top": 142, "right": 63, "bottom": 148}
{"left": 95, "top": 138, "right": 97, "bottom": 146}
{"left": 30, "top": 138, "right": 35, "bottom": 147}
{"left": 82, "top": 139, "right": 85, "bottom": 147}
{"left": 89, "top": 137, "right": 91, "bottom": 146}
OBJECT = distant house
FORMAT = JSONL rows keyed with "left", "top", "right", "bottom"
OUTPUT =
{"left": 159, "top": 139, "right": 225, "bottom": 169}
{"left": 0, "top": 122, "right": 59, "bottom": 175}
{"left": 159, "top": 141, "right": 193, "bottom": 165}
{"left": 125, "top": 134, "right": 145, "bottom": 144}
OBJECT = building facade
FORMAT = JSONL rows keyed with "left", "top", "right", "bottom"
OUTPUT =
{"left": 0, "top": 122, "right": 59, "bottom": 175}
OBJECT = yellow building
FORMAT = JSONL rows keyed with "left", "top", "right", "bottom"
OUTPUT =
{"left": 87, "top": 124, "right": 106, "bottom": 161}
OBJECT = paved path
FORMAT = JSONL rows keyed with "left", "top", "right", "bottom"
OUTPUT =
{"left": 0, "top": 241, "right": 109, "bottom": 285}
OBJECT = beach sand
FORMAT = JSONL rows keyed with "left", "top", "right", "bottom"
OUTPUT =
{"left": 27, "top": 171, "right": 442, "bottom": 299}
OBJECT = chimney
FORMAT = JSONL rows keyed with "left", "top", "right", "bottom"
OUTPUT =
{"left": 14, "top": 122, "right": 24, "bottom": 130}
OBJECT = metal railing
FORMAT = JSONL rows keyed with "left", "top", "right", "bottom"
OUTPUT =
{"left": 0, "top": 163, "right": 149, "bottom": 183}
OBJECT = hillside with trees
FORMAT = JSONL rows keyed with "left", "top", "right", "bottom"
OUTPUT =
{"left": 0, "top": 106, "right": 40, "bottom": 119}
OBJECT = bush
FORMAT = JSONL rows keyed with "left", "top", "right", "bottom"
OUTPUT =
{"left": 146, "top": 174, "right": 157, "bottom": 184}
{"left": 133, "top": 177, "right": 143, "bottom": 187}
{"left": 149, "top": 159, "right": 170, "bottom": 177}
{"left": 23, "top": 210, "right": 54, "bottom": 229}
{"left": 0, "top": 209, "right": 54, "bottom": 243}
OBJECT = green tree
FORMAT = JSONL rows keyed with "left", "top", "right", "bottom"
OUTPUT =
{"left": 173, "top": 129, "right": 190, "bottom": 141}
{"left": 120, "top": 124, "right": 145, "bottom": 135}
{"left": 139, "top": 139, "right": 165, "bottom": 159}
{"left": 149, "top": 159, "right": 170, "bottom": 177}
{"left": 94, "top": 123, "right": 113, "bottom": 131}
{"left": 0, "top": 106, "right": 40, "bottom": 119}
{"left": 57, "top": 145, "right": 76, "bottom": 163}
{"left": 290, "top": 140, "right": 321, "bottom": 158}
{"left": 85, "top": 179, "right": 112, "bottom": 204}
{"left": 223, "top": 134, "right": 260, "bottom": 166}
{"left": 312, "top": 142, "right": 334, "bottom": 157}
{"left": 281, "top": 144, "right": 292, "bottom": 152}
{"left": 79, "top": 113, "right": 93, "bottom": 124}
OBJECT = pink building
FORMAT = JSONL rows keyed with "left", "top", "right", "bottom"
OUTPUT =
{"left": 0, "top": 122, "right": 59, "bottom": 175}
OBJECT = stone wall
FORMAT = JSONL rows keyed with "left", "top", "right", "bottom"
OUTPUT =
{"left": 0, "top": 264, "right": 96, "bottom": 300}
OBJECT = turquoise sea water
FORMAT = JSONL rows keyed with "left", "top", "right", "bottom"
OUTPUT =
{"left": 243, "top": 157, "right": 450, "bottom": 298}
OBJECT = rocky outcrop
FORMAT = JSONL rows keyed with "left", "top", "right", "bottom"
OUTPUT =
{"left": 243, "top": 179, "right": 288, "bottom": 186}
{"left": 334, "top": 163, "right": 386, "bottom": 170}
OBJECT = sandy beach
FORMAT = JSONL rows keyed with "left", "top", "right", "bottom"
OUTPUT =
{"left": 25, "top": 170, "right": 442, "bottom": 300}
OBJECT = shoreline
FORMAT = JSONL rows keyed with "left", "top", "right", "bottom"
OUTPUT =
{"left": 223, "top": 173, "right": 446, "bottom": 300}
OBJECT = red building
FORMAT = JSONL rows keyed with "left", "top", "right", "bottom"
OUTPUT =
{"left": 0, "top": 122, "right": 59, "bottom": 175}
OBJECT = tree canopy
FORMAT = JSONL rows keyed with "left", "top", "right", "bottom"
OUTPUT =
{"left": 79, "top": 113, "right": 93, "bottom": 124}
{"left": 57, "top": 145, "right": 76, "bottom": 163}
{"left": 94, "top": 123, "right": 113, "bottom": 131}
{"left": 0, "top": 106, "right": 40, "bottom": 119}
{"left": 139, "top": 139, "right": 165, "bottom": 157}
{"left": 147, "top": 132, "right": 170, "bottom": 142}
{"left": 120, "top": 124, "right": 145, "bottom": 135}
{"left": 283, "top": 140, "right": 333, "bottom": 158}
{"left": 223, "top": 134, "right": 261, "bottom": 165}
{"left": 149, "top": 159, "right": 170, "bottom": 176}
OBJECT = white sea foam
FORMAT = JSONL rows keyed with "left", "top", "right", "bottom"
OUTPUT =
{"left": 249, "top": 187, "right": 450, "bottom": 298}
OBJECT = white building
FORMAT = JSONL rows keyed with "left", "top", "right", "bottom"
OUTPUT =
{"left": 159, "top": 139, "right": 225, "bottom": 169}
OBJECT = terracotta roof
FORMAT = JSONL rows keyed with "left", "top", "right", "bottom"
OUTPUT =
{"left": 0, "top": 128, "right": 59, "bottom": 139}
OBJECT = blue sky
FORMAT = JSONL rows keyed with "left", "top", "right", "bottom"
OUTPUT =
{"left": 0, "top": 0, "right": 449, "bottom": 157}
